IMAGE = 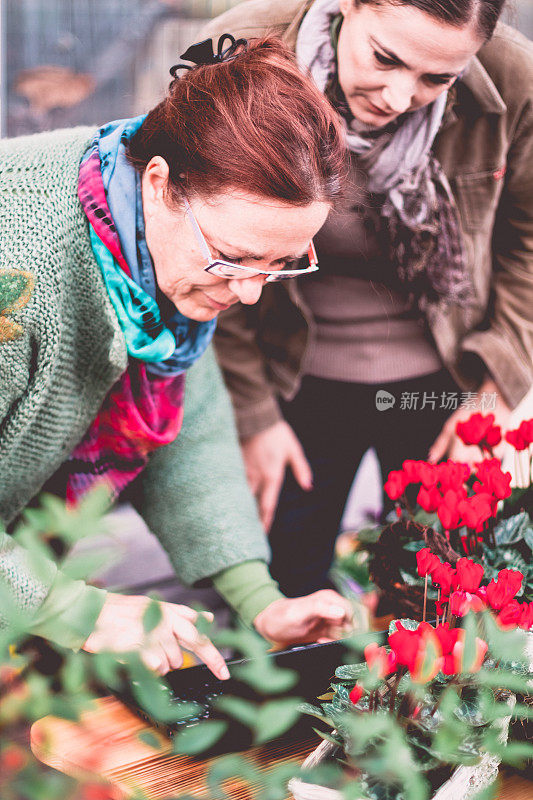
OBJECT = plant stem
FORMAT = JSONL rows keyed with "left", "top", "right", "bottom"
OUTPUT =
{"left": 388, "top": 671, "right": 402, "bottom": 713}
{"left": 423, "top": 574, "right": 428, "bottom": 623}
{"left": 402, "top": 493, "right": 415, "bottom": 520}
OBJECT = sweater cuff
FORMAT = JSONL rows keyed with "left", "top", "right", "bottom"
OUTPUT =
{"left": 235, "top": 396, "right": 283, "bottom": 440}
{"left": 212, "top": 560, "right": 285, "bottom": 627}
{"left": 460, "top": 330, "right": 533, "bottom": 410}
{"left": 29, "top": 570, "right": 107, "bottom": 651}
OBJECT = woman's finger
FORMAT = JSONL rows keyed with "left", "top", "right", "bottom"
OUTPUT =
{"left": 259, "top": 473, "right": 283, "bottom": 531}
{"left": 172, "top": 618, "right": 230, "bottom": 681}
{"left": 288, "top": 438, "right": 313, "bottom": 491}
{"left": 428, "top": 427, "right": 452, "bottom": 464}
{"left": 158, "top": 632, "right": 184, "bottom": 672}
{"left": 167, "top": 605, "right": 209, "bottom": 622}
{"left": 142, "top": 645, "right": 170, "bottom": 676}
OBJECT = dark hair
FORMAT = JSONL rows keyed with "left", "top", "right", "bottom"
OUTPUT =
{"left": 354, "top": 0, "right": 507, "bottom": 40}
{"left": 128, "top": 37, "right": 345, "bottom": 206}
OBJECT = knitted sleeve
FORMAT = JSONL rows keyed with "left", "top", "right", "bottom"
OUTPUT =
{"left": 133, "top": 345, "right": 272, "bottom": 585}
{"left": 0, "top": 527, "right": 106, "bottom": 650}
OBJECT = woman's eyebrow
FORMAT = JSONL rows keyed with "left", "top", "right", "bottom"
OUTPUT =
{"left": 371, "top": 37, "right": 407, "bottom": 67}
{"left": 210, "top": 237, "right": 302, "bottom": 263}
{"left": 371, "top": 36, "right": 457, "bottom": 79}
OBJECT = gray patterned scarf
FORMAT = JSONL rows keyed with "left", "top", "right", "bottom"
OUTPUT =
{"left": 296, "top": 0, "right": 473, "bottom": 309}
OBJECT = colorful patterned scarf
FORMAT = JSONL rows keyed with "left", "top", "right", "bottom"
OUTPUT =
{"left": 67, "top": 117, "right": 215, "bottom": 503}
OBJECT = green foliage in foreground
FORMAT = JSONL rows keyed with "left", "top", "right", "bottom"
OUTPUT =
{"left": 0, "top": 493, "right": 307, "bottom": 800}
{"left": 1, "top": 492, "right": 531, "bottom": 800}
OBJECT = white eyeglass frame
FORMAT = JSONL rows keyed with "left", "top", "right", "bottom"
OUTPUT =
{"left": 183, "top": 198, "right": 319, "bottom": 282}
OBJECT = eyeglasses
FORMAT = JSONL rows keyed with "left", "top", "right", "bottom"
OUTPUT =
{"left": 183, "top": 198, "right": 319, "bottom": 282}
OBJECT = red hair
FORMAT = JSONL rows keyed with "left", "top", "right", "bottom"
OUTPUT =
{"left": 128, "top": 36, "right": 345, "bottom": 205}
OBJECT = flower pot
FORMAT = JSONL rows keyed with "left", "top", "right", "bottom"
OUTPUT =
{"left": 289, "top": 695, "right": 515, "bottom": 800}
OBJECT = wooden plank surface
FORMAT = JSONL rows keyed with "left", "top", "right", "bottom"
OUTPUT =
{"left": 30, "top": 697, "right": 533, "bottom": 800}
{"left": 31, "top": 697, "right": 318, "bottom": 799}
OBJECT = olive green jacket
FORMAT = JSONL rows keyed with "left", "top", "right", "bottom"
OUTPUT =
{"left": 203, "top": 2, "right": 533, "bottom": 437}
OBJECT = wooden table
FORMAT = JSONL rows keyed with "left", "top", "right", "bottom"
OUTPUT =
{"left": 31, "top": 697, "right": 318, "bottom": 799}
{"left": 31, "top": 697, "right": 533, "bottom": 800}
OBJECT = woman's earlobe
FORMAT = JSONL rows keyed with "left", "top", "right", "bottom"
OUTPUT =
{"left": 339, "top": 0, "right": 352, "bottom": 17}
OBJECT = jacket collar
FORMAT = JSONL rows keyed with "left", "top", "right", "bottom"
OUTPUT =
{"left": 460, "top": 53, "right": 507, "bottom": 115}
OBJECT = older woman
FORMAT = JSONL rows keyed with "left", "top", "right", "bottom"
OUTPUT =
{"left": 203, "top": 1, "right": 533, "bottom": 595}
{"left": 0, "top": 36, "right": 353, "bottom": 676}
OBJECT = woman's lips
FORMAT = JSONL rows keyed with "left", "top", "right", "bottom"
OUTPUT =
{"left": 202, "top": 293, "right": 232, "bottom": 311}
{"left": 366, "top": 99, "right": 393, "bottom": 116}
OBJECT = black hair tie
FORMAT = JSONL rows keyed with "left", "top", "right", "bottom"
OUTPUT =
{"left": 169, "top": 33, "right": 249, "bottom": 78}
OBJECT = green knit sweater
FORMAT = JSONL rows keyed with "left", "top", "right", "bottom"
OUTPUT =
{"left": 0, "top": 128, "right": 281, "bottom": 648}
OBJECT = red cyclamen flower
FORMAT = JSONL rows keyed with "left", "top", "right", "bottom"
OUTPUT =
{"left": 486, "top": 569, "right": 524, "bottom": 610}
{"left": 458, "top": 493, "right": 495, "bottom": 532}
{"left": 437, "top": 460, "right": 470, "bottom": 492}
{"left": 498, "top": 600, "right": 523, "bottom": 628}
{"left": 452, "top": 635, "right": 488, "bottom": 674}
{"left": 417, "top": 485, "right": 442, "bottom": 513}
{"left": 455, "top": 558, "right": 484, "bottom": 592}
{"left": 349, "top": 684, "right": 364, "bottom": 704}
{"left": 456, "top": 413, "right": 501, "bottom": 451}
{"left": 505, "top": 419, "right": 533, "bottom": 451}
{"left": 416, "top": 548, "right": 440, "bottom": 578}
{"left": 430, "top": 562, "right": 456, "bottom": 596}
{"left": 364, "top": 642, "right": 397, "bottom": 678}
{"left": 437, "top": 490, "right": 463, "bottom": 530}
{"left": 384, "top": 470, "right": 408, "bottom": 500}
{"left": 449, "top": 590, "right": 485, "bottom": 617}
{"left": 473, "top": 459, "right": 512, "bottom": 501}
{"left": 519, "top": 602, "right": 533, "bottom": 631}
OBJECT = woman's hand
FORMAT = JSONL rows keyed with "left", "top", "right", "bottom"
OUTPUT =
{"left": 82, "top": 593, "right": 230, "bottom": 679}
{"left": 428, "top": 377, "right": 511, "bottom": 465}
{"left": 241, "top": 420, "right": 313, "bottom": 531}
{"left": 253, "top": 590, "right": 354, "bottom": 647}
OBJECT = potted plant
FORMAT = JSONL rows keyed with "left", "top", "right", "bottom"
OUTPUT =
{"left": 342, "top": 414, "right": 533, "bottom": 622}
{"left": 290, "top": 602, "right": 532, "bottom": 800}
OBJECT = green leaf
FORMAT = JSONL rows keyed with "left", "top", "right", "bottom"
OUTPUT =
{"left": 233, "top": 659, "right": 298, "bottom": 694}
{"left": 388, "top": 618, "right": 419, "bottom": 636}
{"left": 61, "top": 653, "right": 87, "bottom": 694}
{"left": 461, "top": 612, "right": 479, "bottom": 673}
{"left": 142, "top": 598, "right": 162, "bottom": 634}
{"left": 355, "top": 526, "right": 383, "bottom": 545}
{"left": 487, "top": 739, "right": 533, "bottom": 766}
{"left": 470, "top": 784, "right": 498, "bottom": 800}
{"left": 214, "top": 696, "right": 257, "bottom": 727}
{"left": 477, "top": 667, "right": 532, "bottom": 694}
{"left": 173, "top": 720, "right": 228, "bottom": 755}
{"left": 399, "top": 567, "right": 422, "bottom": 586}
{"left": 482, "top": 611, "right": 531, "bottom": 665}
{"left": 335, "top": 662, "right": 367, "bottom": 680}
{"left": 299, "top": 702, "right": 331, "bottom": 725}
{"left": 207, "top": 754, "right": 259, "bottom": 800}
{"left": 494, "top": 511, "right": 531, "bottom": 546}
{"left": 93, "top": 651, "right": 121, "bottom": 690}
{"left": 404, "top": 540, "right": 427, "bottom": 552}
{"left": 129, "top": 659, "right": 203, "bottom": 724}
{"left": 253, "top": 697, "right": 303, "bottom": 744}
{"left": 138, "top": 729, "right": 163, "bottom": 751}
{"left": 413, "top": 509, "right": 438, "bottom": 527}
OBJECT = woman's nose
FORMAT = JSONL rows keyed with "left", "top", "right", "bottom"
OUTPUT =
{"left": 381, "top": 72, "right": 416, "bottom": 114}
{"left": 228, "top": 275, "right": 265, "bottom": 305}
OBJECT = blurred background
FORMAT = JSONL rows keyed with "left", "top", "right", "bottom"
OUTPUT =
{"left": 1, "top": 0, "right": 532, "bottom": 612}
{"left": 1, "top": 0, "right": 532, "bottom": 137}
